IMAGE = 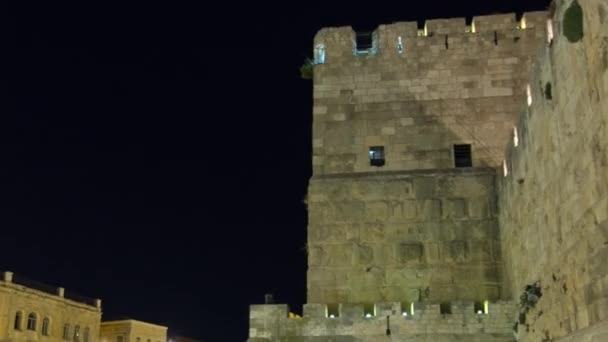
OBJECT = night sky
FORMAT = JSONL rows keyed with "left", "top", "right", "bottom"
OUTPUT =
{"left": 6, "top": 1, "right": 549, "bottom": 341}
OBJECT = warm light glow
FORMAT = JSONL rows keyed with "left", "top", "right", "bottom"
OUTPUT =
{"left": 483, "top": 300, "right": 489, "bottom": 314}
{"left": 423, "top": 24, "right": 428, "bottom": 37}
{"left": 410, "top": 302, "right": 415, "bottom": 316}
{"left": 503, "top": 160, "right": 509, "bottom": 177}
{"left": 513, "top": 126, "right": 519, "bottom": 147}
{"left": 526, "top": 84, "right": 533, "bottom": 106}
{"left": 547, "top": 19, "right": 554, "bottom": 43}
{"left": 520, "top": 17, "right": 527, "bottom": 29}
{"left": 471, "top": 21, "right": 476, "bottom": 33}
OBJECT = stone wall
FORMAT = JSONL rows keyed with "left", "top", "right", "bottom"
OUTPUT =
{"left": 249, "top": 301, "right": 516, "bottom": 341}
{"left": 307, "top": 169, "right": 502, "bottom": 304}
{"left": 497, "top": 1, "right": 608, "bottom": 341}
{"left": 312, "top": 12, "right": 547, "bottom": 175}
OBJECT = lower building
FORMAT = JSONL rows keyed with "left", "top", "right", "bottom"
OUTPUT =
{"left": 0, "top": 271, "right": 102, "bottom": 342}
{"left": 100, "top": 320, "right": 167, "bottom": 342}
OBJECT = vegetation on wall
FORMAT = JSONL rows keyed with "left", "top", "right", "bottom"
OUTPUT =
{"left": 513, "top": 282, "right": 543, "bottom": 335}
{"left": 563, "top": 0, "right": 584, "bottom": 43}
{"left": 300, "top": 58, "right": 314, "bottom": 80}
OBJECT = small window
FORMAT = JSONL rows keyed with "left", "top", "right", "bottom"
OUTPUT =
{"left": 14, "top": 312, "right": 23, "bottom": 330}
{"left": 355, "top": 31, "right": 378, "bottom": 55}
{"left": 42, "top": 318, "right": 50, "bottom": 336}
{"left": 440, "top": 303, "right": 452, "bottom": 315}
{"left": 526, "top": 84, "right": 533, "bottom": 106}
{"left": 116, "top": 336, "right": 124, "bottom": 342}
{"left": 546, "top": 19, "right": 554, "bottom": 44}
{"left": 314, "top": 44, "right": 325, "bottom": 64}
{"left": 356, "top": 32, "right": 373, "bottom": 51}
{"left": 63, "top": 324, "right": 70, "bottom": 340}
{"left": 83, "top": 327, "right": 90, "bottom": 342}
{"left": 73, "top": 325, "right": 80, "bottom": 342}
{"left": 513, "top": 127, "right": 519, "bottom": 147}
{"left": 27, "top": 313, "right": 37, "bottom": 331}
{"left": 369, "top": 146, "right": 385, "bottom": 167}
{"left": 397, "top": 36, "right": 403, "bottom": 54}
{"left": 453, "top": 144, "right": 472, "bottom": 167}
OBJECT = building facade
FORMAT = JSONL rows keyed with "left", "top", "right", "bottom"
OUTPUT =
{"left": 250, "top": 0, "right": 608, "bottom": 341}
{"left": 100, "top": 320, "right": 167, "bottom": 342}
{"left": 0, "top": 272, "right": 102, "bottom": 342}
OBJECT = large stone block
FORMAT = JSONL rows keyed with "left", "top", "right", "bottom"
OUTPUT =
{"left": 396, "top": 242, "right": 424, "bottom": 263}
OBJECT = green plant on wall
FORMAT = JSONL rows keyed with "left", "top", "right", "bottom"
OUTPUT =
{"left": 563, "top": 0, "right": 584, "bottom": 43}
{"left": 300, "top": 58, "right": 314, "bottom": 80}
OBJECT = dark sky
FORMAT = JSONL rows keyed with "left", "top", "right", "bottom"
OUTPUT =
{"left": 6, "top": 1, "right": 549, "bottom": 341}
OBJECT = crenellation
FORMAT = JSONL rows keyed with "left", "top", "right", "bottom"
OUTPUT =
{"left": 424, "top": 18, "right": 467, "bottom": 36}
{"left": 249, "top": 301, "right": 517, "bottom": 340}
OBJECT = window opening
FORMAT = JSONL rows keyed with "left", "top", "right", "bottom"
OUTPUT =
{"left": 369, "top": 146, "right": 385, "bottom": 167}
{"left": 453, "top": 144, "right": 472, "bottom": 167}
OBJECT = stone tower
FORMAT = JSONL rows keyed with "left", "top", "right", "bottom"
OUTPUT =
{"left": 306, "top": 12, "right": 547, "bottom": 305}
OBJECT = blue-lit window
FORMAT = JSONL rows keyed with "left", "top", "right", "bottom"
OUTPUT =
{"left": 369, "top": 146, "right": 385, "bottom": 167}
{"left": 314, "top": 44, "right": 325, "bottom": 64}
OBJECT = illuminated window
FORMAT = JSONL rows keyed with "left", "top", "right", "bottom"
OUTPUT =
{"left": 513, "top": 127, "right": 519, "bottom": 147}
{"left": 503, "top": 160, "right": 509, "bottom": 177}
{"left": 520, "top": 17, "right": 527, "bottom": 29}
{"left": 314, "top": 44, "right": 325, "bottom": 64}
{"left": 83, "top": 327, "right": 90, "bottom": 342}
{"left": 73, "top": 325, "right": 80, "bottom": 342}
{"left": 547, "top": 19, "right": 554, "bottom": 44}
{"left": 27, "top": 313, "right": 37, "bottom": 331}
{"left": 42, "top": 318, "right": 50, "bottom": 336}
{"left": 369, "top": 146, "right": 385, "bottom": 167}
{"left": 526, "top": 84, "right": 533, "bottom": 106}
{"left": 63, "top": 324, "right": 70, "bottom": 340}
{"left": 363, "top": 303, "right": 376, "bottom": 318}
{"left": 14, "top": 312, "right": 23, "bottom": 330}
{"left": 440, "top": 303, "right": 452, "bottom": 315}
{"left": 471, "top": 20, "right": 477, "bottom": 33}
{"left": 397, "top": 36, "right": 403, "bottom": 54}
{"left": 453, "top": 144, "right": 472, "bottom": 167}
{"left": 326, "top": 304, "right": 339, "bottom": 318}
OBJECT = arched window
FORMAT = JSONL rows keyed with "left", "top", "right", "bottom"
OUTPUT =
{"left": 83, "top": 327, "right": 90, "bottom": 342}
{"left": 42, "top": 317, "right": 50, "bottom": 336}
{"left": 27, "top": 313, "right": 37, "bottom": 331}
{"left": 63, "top": 324, "right": 70, "bottom": 340}
{"left": 73, "top": 325, "right": 80, "bottom": 342}
{"left": 314, "top": 44, "right": 325, "bottom": 64}
{"left": 14, "top": 311, "right": 23, "bottom": 330}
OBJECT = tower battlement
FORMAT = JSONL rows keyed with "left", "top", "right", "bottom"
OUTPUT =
{"left": 313, "top": 11, "right": 548, "bottom": 64}
{"left": 249, "top": 301, "right": 517, "bottom": 340}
